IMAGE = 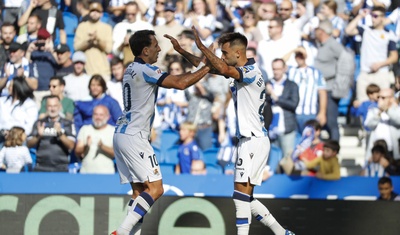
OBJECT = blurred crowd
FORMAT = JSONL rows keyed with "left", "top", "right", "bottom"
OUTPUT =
{"left": 0, "top": 0, "right": 399, "bottom": 184}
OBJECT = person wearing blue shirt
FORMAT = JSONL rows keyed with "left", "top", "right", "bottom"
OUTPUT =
{"left": 175, "top": 122, "right": 205, "bottom": 175}
{"left": 74, "top": 74, "right": 122, "bottom": 134}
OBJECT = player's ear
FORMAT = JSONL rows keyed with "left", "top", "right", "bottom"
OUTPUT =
{"left": 142, "top": 47, "right": 149, "bottom": 56}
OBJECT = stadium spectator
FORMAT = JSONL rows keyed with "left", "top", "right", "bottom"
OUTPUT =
{"left": 74, "top": 74, "right": 122, "bottom": 134}
{"left": 74, "top": 2, "right": 113, "bottom": 80}
{"left": 149, "top": 0, "right": 167, "bottom": 26}
{"left": 346, "top": 6, "right": 398, "bottom": 103}
{"left": 0, "top": 23, "right": 17, "bottom": 61}
{"left": 18, "top": 0, "right": 66, "bottom": 44}
{"left": 157, "top": 57, "right": 188, "bottom": 131}
{"left": 112, "top": 1, "right": 153, "bottom": 65}
{"left": 257, "top": 16, "right": 298, "bottom": 80}
{"left": 106, "top": 0, "right": 128, "bottom": 27}
{"left": 175, "top": 122, "right": 206, "bottom": 175}
{"left": 303, "top": 0, "right": 346, "bottom": 43}
{"left": 154, "top": 2, "right": 185, "bottom": 70}
{"left": 186, "top": 75, "right": 214, "bottom": 150}
{"left": 353, "top": 83, "right": 380, "bottom": 147}
{"left": 75, "top": 105, "right": 115, "bottom": 174}
{"left": 303, "top": 139, "right": 341, "bottom": 180}
{"left": 364, "top": 88, "right": 400, "bottom": 162}
{"left": 76, "top": 0, "right": 91, "bottom": 22}
{"left": 314, "top": 19, "right": 344, "bottom": 141}
{"left": 266, "top": 58, "right": 299, "bottom": 159}
{"left": 0, "top": 77, "right": 38, "bottom": 147}
{"left": 255, "top": 1, "right": 277, "bottom": 41}
{"left": 284, "top": 46, "right": 327, "bottom": 132}
{"left": 228, "top": 6, "right": 263, "bottom": 46}
{"left": 377, "top": 176, "right": 400, "bottom": 201}
{"left": 63, "top": 51, "right": 91, "bottom": 101}
{"left": 27, "top": 95, "right": 75, "bottom": 172}
{"left": 16, "top": 15, "right": 42, "bottom": 47}
{"left": 2, "top": 0, "right": 24, "bottom": 27}
{"left": 0, "top": 126, "right": 32, "bottom": 173}
{"left": 183, "top": 0, "right": 216, "bottom": 47}
{"left": 351, "top": 0, "right": 392, "bottom": 28}
{"left": 25, "top": 28, "right": 58, "bottom": 107}
{"left": 278, "top": 0, "right": 306, "bottom": 46}
{"left": 0, "top": 42, "right": 38, "bottom": 97}
{"left": 106, "top": 58, "right": 125, "bottom": 111}
{"left": 289, "top": 119, "right": 324, "bottom": 176}
{"left": 54, "top": 44, "right": 74, "bottom": 77}
{"left": 361, "top": 145, "right": 391, "bottom": 177}
{"left": 38, "top": 76, "right": 74, "bottom": 120}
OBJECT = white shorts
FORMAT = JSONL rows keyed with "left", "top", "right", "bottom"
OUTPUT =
{"left": 114, "top": 132, "right": 162, "bottom": 184}
{"left": 233, "top": 136, "right": 270, "bottom": 186}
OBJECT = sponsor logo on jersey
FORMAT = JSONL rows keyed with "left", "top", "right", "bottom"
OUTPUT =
{"left": 250, "top": 153, "right": 254, "bottom": 159}
{"left": 139, "top": 152, "right": 144, "bottom": 159}
{"left": 240, "top": 172, "right": 244, "bottom": 177}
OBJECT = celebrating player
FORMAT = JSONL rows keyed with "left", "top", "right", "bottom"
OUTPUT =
{"left": 167, "top": 26, "right": 295, "bottom": 235}
{"left": 110, "top": 29, "right": 210, "bottom": 235}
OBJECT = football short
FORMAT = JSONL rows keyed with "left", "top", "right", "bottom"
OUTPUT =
{"left": 233, "top": 135, "right": 270, "bottom": 186}
{"left": 114, "top": 132, "right": 162, "bottom": 184}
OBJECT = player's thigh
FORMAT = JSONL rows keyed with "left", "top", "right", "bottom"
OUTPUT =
{"left": 114, "top": 132, "right": 162, "bottom": 183}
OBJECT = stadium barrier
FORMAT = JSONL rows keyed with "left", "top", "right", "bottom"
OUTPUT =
{"left": 1, "top": 174, "right": 400, "bottom": 234}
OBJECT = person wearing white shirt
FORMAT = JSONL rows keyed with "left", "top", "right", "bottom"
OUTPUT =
{"left": 112, "top": 1, "right": 154, "bottom": 64}
{"left": 63, "top": 51, "right": 91, "bottom": 101}
{"left": 107, "top": 58, "right": 125, "bottom": 111}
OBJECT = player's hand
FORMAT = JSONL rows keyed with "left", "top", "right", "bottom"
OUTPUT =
{"left": 191, "top": 26, "right": 206, "bottom": 50}
{"left": 164, "top": 34, "right": 183, "bottom": 52}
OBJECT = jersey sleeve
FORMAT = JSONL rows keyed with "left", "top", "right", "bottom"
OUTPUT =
{"left": 236, "top": 65, "right": 258, "bottom": 84}
{"left": 142, "top": 64, "right": 169, "bottom": 86}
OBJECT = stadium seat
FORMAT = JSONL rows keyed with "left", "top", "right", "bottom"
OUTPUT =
{"left": 267, "top": 144, "right": 283, "bottom": 173}
{"left": 202, "top": 147, "right": 219, "bottom": 165}
{"left": 62, "top": 12, "right": 78, "bottom": 35}
{"left": 152, "top": 145, "right": 163, "bottom": 162}
{"left": 205, "top": 163, "right": 223, "bottom": 174}
{"left": 101, "top": 12, "right": 110, "bottom": 24}
{"left": 164, "top": 145, "right": 179, "bottom": 164}
{"left": 159, "top": 163, "right": 175, "bottom": 174}
{"left": 160, "top": 129, "right": 180, "bottom": 153}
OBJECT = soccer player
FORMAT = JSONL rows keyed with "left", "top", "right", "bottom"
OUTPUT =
{"left": 111, "top": 30, "right": 210, "bottom": 235}
{"left": 168, "top": 27, "right": 295, "bottom": 235}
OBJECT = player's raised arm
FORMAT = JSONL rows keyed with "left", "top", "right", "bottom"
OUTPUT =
{"left": 160, "top": 65, "right": 210, "bottom": 90}
{"left": 164, "top": 34, "right": 202, "bottom": 67}
{"left": 191, "top": 26, "right": 241, "bottom": 80}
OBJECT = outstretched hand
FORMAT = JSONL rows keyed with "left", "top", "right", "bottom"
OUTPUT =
{"left": 164, "top": 34, "right": 182, "bottom": 53}
{"left": 191, "top": 26, "right": 206, "bottom": 50}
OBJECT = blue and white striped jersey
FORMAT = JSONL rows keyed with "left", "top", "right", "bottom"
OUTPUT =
{"left": 230, "top": 58, "right": 268, "bottom": 138}
{"left": 115, "top": 58, "right": 168, "bottom": 137}
{"left": 287, "top": 66, "right": 326, "bottom": 116}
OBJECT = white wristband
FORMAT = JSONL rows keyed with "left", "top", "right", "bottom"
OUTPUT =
{"left": 193, "top": 62, "right": 205, "bottom": 72}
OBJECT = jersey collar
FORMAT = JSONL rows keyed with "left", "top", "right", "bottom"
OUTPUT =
{"left": 245, "top": 58, "right": 256, "bottom": 66}
{"left": 134, "top": 57, "right": 146, "bottom": 64}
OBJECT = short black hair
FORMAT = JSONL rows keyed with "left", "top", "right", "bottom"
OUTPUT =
{"left": 272, "top": 58, "right": 286, "bottom": 67}
{"left": 371, "top": 6, "right": 386, "bottom": 14}
{"left": 129, "top": 30, "right": 156, "bottom": 57}
{"left": 304, "top": 119, "right": 322, "bottom": 131}
{"left": 50, "top": 76, "right": 66, "bottom": 86}
{"left": 323, "top": 140, "right": 340, "bottom": 153}
{"left": 218, "top": 32, "right": 248, "bottom": 49}
{"left": 110, "top": 57, "right": 123, "bottom": 67}
{"left": 372, "top": 145, "right": 386, "bottom": 155}
{"left": 378, "top": 176, "right": 392, "bottom": 186}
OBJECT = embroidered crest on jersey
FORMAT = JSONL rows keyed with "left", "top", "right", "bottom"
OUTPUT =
{"left": 154, "top": 168, "right": 159, "bottom": 175}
